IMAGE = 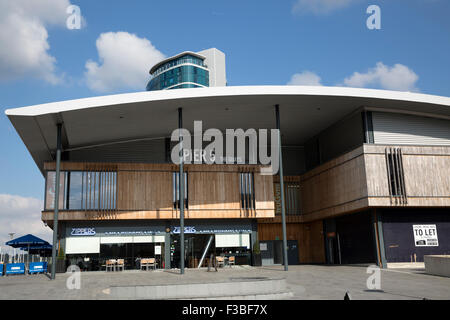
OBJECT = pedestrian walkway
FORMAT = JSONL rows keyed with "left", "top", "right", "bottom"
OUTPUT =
{"left": 0, "top": 265, "right": 449, "bottom": 300}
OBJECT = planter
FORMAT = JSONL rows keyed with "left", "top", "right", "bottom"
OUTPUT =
{"left": 252, "top": 253, "right": 262, "bottom": 267}
{"left": 49, "top": 259, "right": 67, "bottom": 273}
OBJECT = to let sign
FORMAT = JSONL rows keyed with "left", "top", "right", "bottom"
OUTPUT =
{"left": 413, "top": 225, "right": 439, "bottom": 247}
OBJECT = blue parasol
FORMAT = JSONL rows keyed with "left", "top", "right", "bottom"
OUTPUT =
{"left": 6, "top": 234, "right": 51, "bottom": 267}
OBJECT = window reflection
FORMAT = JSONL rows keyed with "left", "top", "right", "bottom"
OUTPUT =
{"left": 45, "top": 171, "right": 117, "bottom": 210}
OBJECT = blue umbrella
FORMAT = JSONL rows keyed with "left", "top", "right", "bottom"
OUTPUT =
{"left": 6, "top": 234, "right": 51, "bottom": 267}
{"left": 5, "top": 234, "right": 50, "bottom": 248}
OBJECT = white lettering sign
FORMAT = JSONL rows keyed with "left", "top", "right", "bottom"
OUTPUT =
{"left": 71, "top": 228, "right": 96, "bottom": 236}
{"left": 413, "top": 225, "right": 438, "bottom": 247}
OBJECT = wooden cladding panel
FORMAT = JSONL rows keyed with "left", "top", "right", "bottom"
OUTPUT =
{"left": 117, "top": 171, "right": 174, "bottom": 211}
{"left": 364, "top": 154, "right": 390, "bottom": 197}
{"left": 402, "top": 155, "right": 450, "bottom": 197}
{"left": 254, "top": 174, "right": 275, "bottom": 210}
{"left": 44, "top": 162, "right": 265, "bottom": 173}
{"left": 364, "top": 146, "right": 450, "bottom": 199}
{"left": 368, "top": 197, "right": 450, "bottom": 207}
{"left": 188, "top": 172, "right": 241, "bottom": 210}
{"left": 42, "top": 209, "right": 275, "bottom": 221}
{"left": 301, "top": 154, "right": 367, "bottom": 218}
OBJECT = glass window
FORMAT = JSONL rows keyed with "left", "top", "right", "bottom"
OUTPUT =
{"left": 68, "top": 172, "right": 83, "bottom": 210}
{"left": 173, "top": 172, "right": 188, "bottom": 209}
{"left": 45, "top": 170, "right": 117, "bottom": 211}
{"left": 286, "top": 183, "right": 301, "bottom": 215}
{"left": 45, "top": 171, "right": 66, "bottom": 210}
{"left": 239, "top": 173, "right": 255, "bottom": 210}
{"left": 147, "top": 62, "right": 209, "bottom": 91}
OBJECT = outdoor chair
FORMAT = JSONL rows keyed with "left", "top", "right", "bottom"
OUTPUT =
{"left": 147, "top": 258, "right": 156, "bottom": 270}
{"left": 141, "top": 258, "right": 157, "bottom": 271}
{"left": 140, "top": 258, "right": 153, "bottom": 271}
{"left": 140, "top": 259, "right": 147, "bottom": 270}
{"left": 116, "top": 259, "right": 125, "bottom": 271}
{"left": 228, "top": 256, "right": 235, "bottom": 267}
{"left": 216, "top": 256, "right": 225, "bottom": 268}
{"left": 106, "top": 259, "right": 116, "bottom": 272}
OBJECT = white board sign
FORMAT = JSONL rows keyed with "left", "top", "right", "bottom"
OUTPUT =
{"left": 260, "top": 243, "right": 267, "bottom": 251}
{"left": 155, "top": 245, "right": 161, "bottom": 255}
{"left": 413, "top": 225, "right": 438, "bottom": 247}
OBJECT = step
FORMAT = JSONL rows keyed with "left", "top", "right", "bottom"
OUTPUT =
{"left": 104, "top": 277, "right": 289, "bottom": 300}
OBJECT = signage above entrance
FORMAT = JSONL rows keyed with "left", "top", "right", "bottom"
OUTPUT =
{"left": 171, "top": 225, "right": 252, "bottom": 234}
{"left": 173, "top": 226, "right": 196, "bottom": 234}
{"left": 71, "top": 228, "right": 96, "bottom": 236}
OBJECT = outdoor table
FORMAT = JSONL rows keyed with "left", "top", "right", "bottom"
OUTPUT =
{"left": 6, "top": 263, "right": 25, "bottom": 276}
{"left": 29, "top": 262, "right": 47, "bottom": 274}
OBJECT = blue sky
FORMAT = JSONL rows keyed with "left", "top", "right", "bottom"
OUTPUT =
{"left": 0, "top": 0, "right": 449, "bottom": 246}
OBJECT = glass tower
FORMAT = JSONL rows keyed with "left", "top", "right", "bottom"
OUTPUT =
{"left": 146, "top": 53, "right": 210, "bottom": 91}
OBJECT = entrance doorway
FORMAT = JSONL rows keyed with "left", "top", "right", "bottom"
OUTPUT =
{"left": 171, "top": 234, "right": 214, "bottom": 268}
{"left": 170, "top": 234, "right": 252, "bottom": 268}
{"left": 260, "top": 240, "right": 299, "bottom": 266}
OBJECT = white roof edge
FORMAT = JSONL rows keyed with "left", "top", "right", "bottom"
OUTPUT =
{"left": 5, "top": 85, "right": 450, "bottom": 117}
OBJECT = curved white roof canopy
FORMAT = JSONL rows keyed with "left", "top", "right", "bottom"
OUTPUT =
{"left": 5, "top": 85, "right": 450, "bottom": 174}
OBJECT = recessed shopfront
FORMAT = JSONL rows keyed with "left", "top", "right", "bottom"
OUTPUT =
{"left": 169, "top": 220, "right": 254, "bottom": 268}
{"left": 63, "top": 222, "right": 166, "bottom": 271}
{"left": 61, "top": 219, "right": 256, "bottom": 271}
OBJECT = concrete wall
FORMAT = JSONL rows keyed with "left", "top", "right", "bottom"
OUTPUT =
{"left": 197, "top": 48, "right": 227, "bottom": 87}
{"left": 424, "top": 255, "right": 450, "bottom": 277}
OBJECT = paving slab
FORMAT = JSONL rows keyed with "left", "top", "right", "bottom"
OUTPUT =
{"left": 1, "top": 265, "right": 449, "bottom": 300}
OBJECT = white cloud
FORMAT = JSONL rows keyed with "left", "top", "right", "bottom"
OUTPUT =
{"left": 292, "top": 0, "right": 359, "bottom": 15}
{"left": 84, "top": 32, "right": 165, "bottom": 92}
{"left": 287, "top": 71, "right": 323, "bottom": 86}
{"left": 0, "top": 194, "right": 52, "bottom": 255}
{"left": 343, "top": 62, "right": 419, "bottom": 91}
{"left": 0, "top": 0, "right": 78, "bottom": 84}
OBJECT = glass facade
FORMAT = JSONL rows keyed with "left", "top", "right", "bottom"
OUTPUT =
{"left": 152, "top": 54, "right": 205, "bottom": 76}
{"left": 45, "top": 171, "right": 117, "bottom": 210}
{"left": 146, "top": 54, "right": 209, "bottom": 91}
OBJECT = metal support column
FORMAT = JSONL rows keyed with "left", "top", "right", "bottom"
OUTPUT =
{"left": 275, "top": 105, "right": 289, "bottom": 271}
{"left": 373, "top": 209, "right": 387, "bottom": 269}
{"left": 51, "top": 123, "right": 62, "bottom": 280}
{"left": 178, "top": 108, "right": 185, "bottom": 274}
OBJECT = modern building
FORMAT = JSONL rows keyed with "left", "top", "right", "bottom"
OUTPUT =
{"left": 5, "top": 50, "right": 450, "bottom": 271}
{"left": 146, "top": 48, "right": 226, "bottom": 91}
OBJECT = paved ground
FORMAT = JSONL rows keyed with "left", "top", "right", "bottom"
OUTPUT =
{"left": 1, "top": 265, "right": 449, "bottom": 300}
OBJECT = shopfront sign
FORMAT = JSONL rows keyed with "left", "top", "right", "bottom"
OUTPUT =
{"left": 413, "top": 225, "right": 439, "bottom": 247}
{"left": 71, "top": 228, "right": 96, "bottom": 236}
{"left": 172, "top": 226, "right": 252, "bottom": 234}
{"left": 104, "top": 230, "right": 162, "bottom": 236}
{"left": 173, "top": 226, "right": 197, "bottom": 234}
